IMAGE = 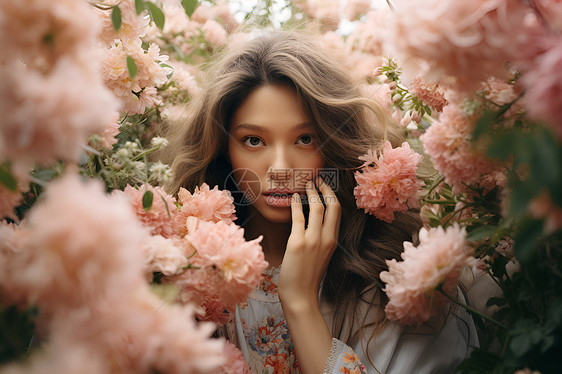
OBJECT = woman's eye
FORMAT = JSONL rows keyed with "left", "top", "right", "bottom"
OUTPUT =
{"left": 296, "top": 134, "right": 313, "bottom": 145}
{"left": 243, "top": 136, "right": 264, "bottom": 147}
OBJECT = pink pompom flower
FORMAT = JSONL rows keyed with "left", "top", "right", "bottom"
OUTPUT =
{"left": 179, "top": 220, "right": 267, "bottom": 307}
{"left": 380, "top": 224, "right": 472, "bottom": 326}
{"left": 220, "top": 341, "right": 252, "bottom": 374}
{"left": 177, "top": 183, "right": 237, "bottom": 233}
{"left": 354, "top": 141, "right": 423, "bottom": 223}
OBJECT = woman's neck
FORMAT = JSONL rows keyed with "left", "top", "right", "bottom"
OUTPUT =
{"left": 243, "top": 206, "right": 292, "bottom": 269}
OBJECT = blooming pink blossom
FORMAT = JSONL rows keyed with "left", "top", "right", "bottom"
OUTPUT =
{"left": 177, "top": 183, "right": 237, "bottom": 229}
{"left": 409, "top": 76, "right": 448, "bottom": 113}
{"left": 354, "top": 141, "right": 423, "bottom": 223}
{"left": 344, "top": 0, "right": 371, "bottom": 21}
{"left": 192, "top": 3, "right": 239, "bottom": 31}
{"left": 97, "top": 0, "right": 149, "bottom": 45}
{"left": 8, "top": 174, "right": 150, "bottom": 322}
{"left": 294, "top": 0, "right": 340, "bottom": 31}
{"left": 119, "top": 184, "right": 180, "bottom": 238}
{"left": 384, "top": 0, "right": 536, "bottom": 93}
{"left": 420, "top": 104, "right": 505, "bottom": 194}
{"left": 0, "top": 0, "right": 100, "bottom": 72}
{"left": 520, "top": 39, "right": 562, "bottom": 140}
{"left": 178, "top": 220, "right": 267, "bottom": 307}
{"left": 141, "top": 234, "right": 189, "bottom": 276}
{"left": 481, "top": 76, "right": 519, "bottom": 106}
{"left": 380, "top": 224, "right": 472, "bottom": 325}
{"left": 0, "top": 59, "right": 119, "bottom": 175}
{"left": 196, "top": 296, "right": 234, "bottom": 326}
{"left": 220, "top": 341, "right": 252, "bottom": 374}
{"left": 532, "top": 0, "right": 562, "bottom": 35}
{"left": 202, "top": 19, "right": 228, "bottom": 47}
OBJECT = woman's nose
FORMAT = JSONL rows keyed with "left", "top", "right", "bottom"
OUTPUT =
{"left": 267, "top": 147, "right": 292, "bottom": 180}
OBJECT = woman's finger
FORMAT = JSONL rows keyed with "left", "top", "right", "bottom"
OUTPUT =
{"left": 290, "top": 192, "right": 305, "bottom": 238}
{"left": 316, "top": 176, "right": 342, "bottom": 240}
{"left": 305, "top": 179, "right": 324, "bottom": 235}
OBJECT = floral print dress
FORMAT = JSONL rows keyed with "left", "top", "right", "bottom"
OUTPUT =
{"left": 229, "top": 266, "right": 478, "bottom": 374}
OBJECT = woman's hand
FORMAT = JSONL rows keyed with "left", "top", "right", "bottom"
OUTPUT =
{"left": 277, "top": 176, "right": 342, "bottom": 374}
{"left": 278, "top": 175, "right": 342, "bottom": 310}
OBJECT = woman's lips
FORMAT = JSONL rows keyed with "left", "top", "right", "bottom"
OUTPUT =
{"left": 263, "top": 189, "right": 296, "bottom": 207}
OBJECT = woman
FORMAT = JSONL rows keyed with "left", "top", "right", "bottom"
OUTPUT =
{"left": 162, "top": 30, "right": 477, "bottom": 374}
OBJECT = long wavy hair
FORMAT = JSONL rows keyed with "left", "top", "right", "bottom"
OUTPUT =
{"left": 160, "top": 30, "right": 422, "bottom": 347}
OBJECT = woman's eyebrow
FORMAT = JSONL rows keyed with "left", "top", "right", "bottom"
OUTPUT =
{"left": 231, "top": 123, "right": 312, "bottom": 132}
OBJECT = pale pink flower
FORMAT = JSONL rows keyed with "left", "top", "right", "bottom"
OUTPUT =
{"left": 380, "top": 224, "right": 472, "bottom": 326}
{"left": 202, "top": 19, "right": 228, "bottom": 47}
{"left": 354, "top": 141, "right": 423, "bottom": 223}
{"left": 520, "top": 39, "right": 562, "bottom": 140}
{"left": 294, "top": 0, "right": 340, "bottom": 31}
{"left": 192, "top": 3, "right": 239, "bottom": 31}
{"left": 420, "top": 104, "right": 505, "bottom": 194}
{"left": 481, "top": 76, "right": 519, "bottom": 106}
{"left": 177, "top": 183, "right": 237, "bottom": 227}
{"left": 0, "top": 59, "right": 119, "bottom": 174}
{"left": 361, "top": 83, "right": 393, "bottom": 114}
{"left": 141, "top": 234, "right": 189, "bottom": 276}
{"left": 345, "top": 11, "right": 386, "bottom": 56}
{"left": 9, "top": 174, "right": 149, "bottom": 321}
{"left": 0, "top": 222, "right": 30, "bottom": 307}
{"left": 168, "top": 60, "right": 202, "bottom": 98}
{"left": 322, "top": 31, "right": 345, "bottom": 51}
{"left": 409, "top": 76, "right": 448, "bottom": 113}
{"left": 384, "top": 0, "right": 536, "bottom": 93}
{"left": 181, "top": 220, "right": 267, "bottom": 307}
{"left": 344, "top": 0, "right": 371, "bottom": 21}
{"left": 529, "top": 191, "right": 562, "bottom": 233}
{"left": 94, "top": 111, "right": 120, "bottom": 150}
{"left": 97, "top": 0, "right": 149, "bottom": 45}
{"left": 532, "top": 0, "right": 562, "bottom": 34}
{"left": 119, "top": 184, "right": 180, "bottom": 238}
{"left": 196, "top": 296, "right": 234, "bottom": 326}
{"left": 346, "top": 52, "right": 383, "bottom": 82}
{"left": 220, "top": 341, "right": 252, "bottom": 374}
{"left": 0, "top": 0, "right": 99, "bottom": 72}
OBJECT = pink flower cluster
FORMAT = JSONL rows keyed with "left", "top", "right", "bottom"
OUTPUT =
{"left": 380, "top": 224, "right": 472, "bottom": 326}
{"left": 420, "top": 104, "right": 506, "bottom": 194}
{"left": 176, "top": 219, "right": 268, "bottom": 310}
{"left": 0, "top": 174, "right": 226, "bottom": 373}
{"left": 354, "top": 141, "right": 423, "bottom": 222}
{"left": 409, "top": 76, "right": 448, "bottom": 113}
{"left": 177, "top": 183, "right": 237, "bottom": 229}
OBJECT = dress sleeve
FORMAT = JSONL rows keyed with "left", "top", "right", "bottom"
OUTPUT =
{"left": 322, "top": 289, "right": 478, "bottom": 374}
{"left": 323, "top": 338, "right": 367, "bottom": 374}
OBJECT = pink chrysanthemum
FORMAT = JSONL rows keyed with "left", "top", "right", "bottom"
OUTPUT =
{"left": 141, "top": 234, "right": 189, "bottom": 276}
{"left": 380, "top": 224, "right": 472, "bottom": 326}
{"left": 420, "top": 104, "right": 506, "bottom": 194}
{"left": 177, "top": 183, "right": 237, "bottom": 229}
{"left": 119, "top": 184, "right": 180, "bottom": 238}
{"left": 196, "top": 296, "right": 234, "bottom": 326}
{"left": 354, "top": 141, "right": 423, "bottom": 223}
{"left": 409, "top": 76, "right": 448, "bottom": 113}
{"left": 202, "top": 19, "right": 227, "bottom": 47}
{"left": 97, "top": 0, "right": 149, "bottom": 45}
{"left": 181, "top": 220, "right": 267, "bottom": 307}
{"left": 220, "top": 341, "right": 252, "bottom": 374}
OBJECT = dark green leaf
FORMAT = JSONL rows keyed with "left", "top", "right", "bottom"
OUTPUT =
{"left": 0, "top": 164, "right": 17, "bottom": 191}
{"left": 146, "top": 2, "right": 165, "bottom": 30}
{"left": 134, "top": 0, "right": 145, "bottom": 14}
{"left": 111, "top": 5, "right": 122, "bottom": 32}
{"left": 181, "top": 0, "right": 198, "bottom": 17}
{"left": 126, "top": 55, "right": 138, "bottom": 79}
{"left": 142, "top": 190, "right": 154, "bottom": 211}
{"left": 473, "top": 109, "right": 496, "bottom": 141}
{"left": 513, "top": 219, "right": 543, "bottom": 265}
{"left": 466, "top": 225, "right": 498, "bottom": 241}
{"left": 160, "top": 194, "right": 171, "bottom": 219}
{"left": 508, "top": 178, "right": 537, "bottom": 217}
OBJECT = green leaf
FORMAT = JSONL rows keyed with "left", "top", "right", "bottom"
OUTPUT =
{"left": 146, "top": 2, "right": 165, "bottom": 30}
{"left": 134, "top": 0, "right": 145, "bottom": 14}
{"left": 142, "top": 190, "right": 154, "bottom": 211}
{"left": 0, "top": 164, "right": 17, "bottom": 191}
{"left": 111, "top": 5, "right": 122, "bottom": 32}
{"left": 181, "top": 0, "right": 198, "bottom": 18}
{"left": 513, "top": 219, "right": 543, "bottom": 265}
{"left": 466, "top": 225, "right": 498, "bottom": 241}
{"left": 160, "top": 63, "right": 174, "bottom": 79}
{"left": 160, "top": 194, "right": 171, "bottom": 219}
{"left": 126, "top": 55, "right": 138, "bottom": 79}
{"left": 473, "top": 109, "right": 496, "bottom": 141}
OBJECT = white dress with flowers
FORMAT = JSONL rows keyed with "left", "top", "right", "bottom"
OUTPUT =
{"left": 225, "top": 266, "right": 478, "bottom": 374}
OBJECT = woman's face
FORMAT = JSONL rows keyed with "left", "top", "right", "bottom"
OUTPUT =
{"left": 228, "top": 84, "right": 324, "bottom": 223}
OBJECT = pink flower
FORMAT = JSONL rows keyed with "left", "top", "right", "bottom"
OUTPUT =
{"left": 384, "top": 0, "right": 535, "bottom": 93}
{"left": 409, "top": 76, "right": 448, "bottom": 113}
{"left": 141, "top": 234, "right": 190, "bottom": 276}
{"left": 97, "top": 0, "right": 149, "bottom": 45}
{"left": 521, "top": 39, "right": 562, "bottom": 140}
{"left": 177, "top": 183, "right": 237, "bottom": 228}
{"left": 119, "top": 184, "right": 180, "bottom": 238}
{"left": 9, "top": 174, "right": 150, "bottom": 321}
{"left": 220, "top": 341, "right": 252, "bottom": 374}
{"left": 0, "top": 0, "right": 100, "bottom": 72}
{"left": 532, "top": 0, "right": 562, "bottom": 35}
{"left": 344, "top": 0, "right": 371, "bottom": 21}
{"left": 481, "top": 76, "right": 519, "bottom": 106}
{"left": 181, "top": 220, "right": 267, "bottom": 307}
{"left": 354, "top": 141, "right": 423, "bottom": 223}
{"left": 92, "top": 111, "right": 120, "bottom": 150}
{"left": 202, "top": 19, "right": 227, "bottom": 47}
{"left": 192, "top": 4, "right": 239, "bottom": 31}
{"left": 294, "top": 0, "right": 340, "bottom": 30}
{"left": 196, "top": 296, "right": 234, "bottom": 326}
{"left": 0, "top": 59, "right": 119, "bottom": 176}
{"left": 380, "top": 224, "right": 472, "bottom": 325}
{"left": 420, "top": 104, "right": 505, "bottom": 194}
